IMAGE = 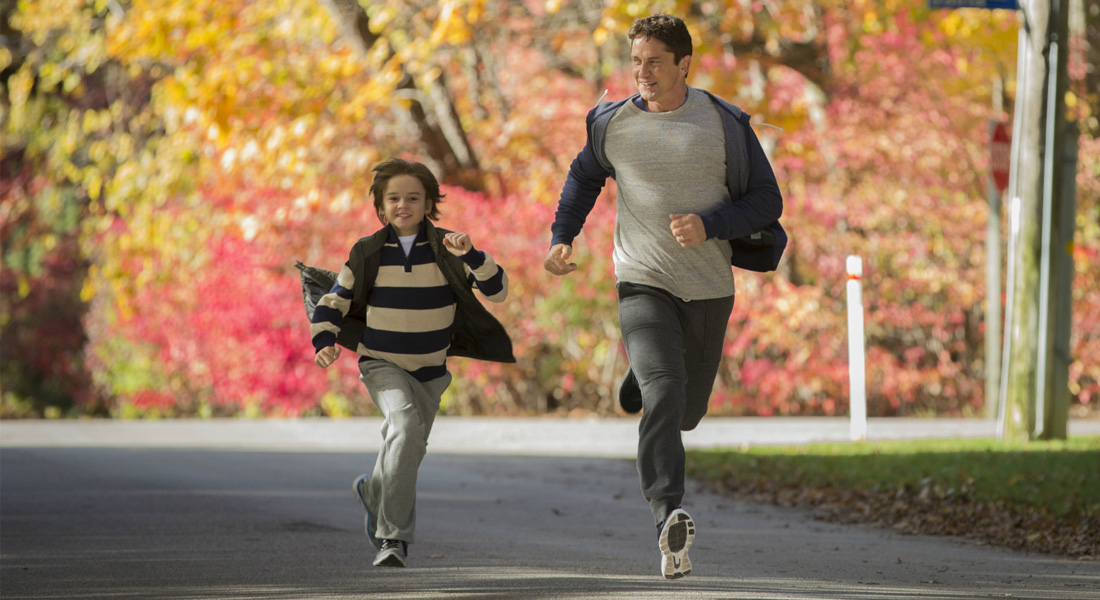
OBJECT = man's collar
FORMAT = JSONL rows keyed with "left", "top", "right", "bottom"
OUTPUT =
{"left": 633, "top": 86, "right": 690, "bottom": 113}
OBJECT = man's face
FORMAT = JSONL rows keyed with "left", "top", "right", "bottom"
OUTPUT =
{"left": 631, "top": 36, "right": 690, "bottom": 112}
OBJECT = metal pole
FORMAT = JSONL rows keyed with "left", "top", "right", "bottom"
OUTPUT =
{"left": 998, "top": 17, "right": 1030, "bottom": 439}
{"left": 847, "top": 256, "right": 867, "bottom": 441}
{"left": 1033, "top": 34, "right": 1058, "bottom": 438}
{"left": 986, "top": 79, "right": 1004, "bottom": 418}
{"left": 986, "top": 129, "right": 1003, "bottom": 419}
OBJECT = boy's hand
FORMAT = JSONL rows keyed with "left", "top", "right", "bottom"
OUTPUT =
{"left": 544, "top": 243, "right": 577, "bottom": 276}
{"left": 443, "top": 232, "right": 473, "bottom": 255}
{"left": 315, "top": 345, "right": 341, "bottom": 368}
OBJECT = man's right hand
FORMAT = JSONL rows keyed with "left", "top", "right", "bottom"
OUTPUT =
{"left": 315, "top": 345, "right": 341, "bottom": 368}
{"left": 544, "top": 244, "right": 578, "bottom": 276}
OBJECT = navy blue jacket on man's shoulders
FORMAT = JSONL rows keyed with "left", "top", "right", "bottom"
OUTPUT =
{"left": 551, "top": 90, "right": 786, "bottom": 272}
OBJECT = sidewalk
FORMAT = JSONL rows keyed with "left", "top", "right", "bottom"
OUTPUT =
{"left": 3, "top": 416, "right": 1098, "bottom": 456}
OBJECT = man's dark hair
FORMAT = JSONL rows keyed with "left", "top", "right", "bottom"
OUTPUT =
{"left": 627, "top": 14, "right": 693, "bottom": 66}
{"left": 369, "top": 157, "right": 444, "bottom": 222}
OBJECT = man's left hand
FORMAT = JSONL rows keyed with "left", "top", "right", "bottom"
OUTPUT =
{"left": 670, "top": 214, "right": 705, "bottom": 247}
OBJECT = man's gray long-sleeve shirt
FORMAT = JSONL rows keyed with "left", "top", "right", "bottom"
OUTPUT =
{"left": 606, "top": 88, "right": 734, "bottom": 299}
{"left": 551, "top": 87, "right": 784, "bottom": 297}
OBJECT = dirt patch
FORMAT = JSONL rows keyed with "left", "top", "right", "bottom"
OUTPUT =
{"left": 709, "top": 479, "right": 1099, "bottom": 560}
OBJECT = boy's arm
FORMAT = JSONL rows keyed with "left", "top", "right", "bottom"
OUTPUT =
{"left": 457, "top": 249, "right": 508, "bottom": 303}
{"left": 310, "top": 262, "right": 356, "bottom": 351}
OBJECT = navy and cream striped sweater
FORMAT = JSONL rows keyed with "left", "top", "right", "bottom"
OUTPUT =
{"left": 311, "top": 225, "right": 508, "bottom": 381}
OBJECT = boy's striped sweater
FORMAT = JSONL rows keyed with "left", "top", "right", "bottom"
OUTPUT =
{"left": 311, "top": 224, "right": 508, "bottom": 381}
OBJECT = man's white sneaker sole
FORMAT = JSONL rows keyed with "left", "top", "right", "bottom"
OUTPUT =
{"left": 659, "top": 508, "right": 695, "bottom": 579}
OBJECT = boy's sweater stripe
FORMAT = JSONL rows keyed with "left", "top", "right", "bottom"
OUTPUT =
{"left": 310, "top": 305, "right": 345, "bottom": 342}
{"left": 360, "top": 347, "right": 449, "bottom": 370}
{"left": 370, "top": 284, "right": 455, "bottom": 310}
{"left": 472, "top": 269, "right": 506, "bottom": 299}
{"left": 407, "top": 363, "right": 448, "bottom": 382}
{"left": 376, "top": 264, "right": 454, "bottom": 288}
{"left": 367, "top": 305, "right": 456, "bottom": 333}
{"left": 461, "top": 249, "right": 508, "bottom": 301}
{"left": 363, "top": 326, "right": 452, "bottom": 356}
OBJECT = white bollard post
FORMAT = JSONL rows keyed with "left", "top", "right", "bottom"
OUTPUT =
{"left": 847, "top": 255, "right": 867, "bottom": 441}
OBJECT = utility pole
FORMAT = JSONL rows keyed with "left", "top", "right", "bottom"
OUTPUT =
{"left": 986, "top": 79, "right": 1007, "bottom": 420}
{"left": 999, "top": 0, "right": 1074, "bottom": 441}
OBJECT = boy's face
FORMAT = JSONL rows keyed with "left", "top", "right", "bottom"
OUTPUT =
{"left": 379, "top": 174, "right": 430, "bottom": 236}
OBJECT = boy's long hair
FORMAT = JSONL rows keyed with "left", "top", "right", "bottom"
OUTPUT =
{"left": 627, "top": 14, "right": 693, "bottom": 67}
{"left": 369, "top": 158, "right": 444, "bottom": 222}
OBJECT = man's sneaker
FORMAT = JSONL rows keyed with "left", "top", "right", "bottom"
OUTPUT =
{"left": 372, "top": 539, "right": 407, "bottom": 567}
{"left": 352, "top": 474, "right": 380, "bottom": 549}
{"left": 618, "top": 368, "right": 642, "bottom": 414}
{"left": 658, "top": 508, "right": 695, "bottom": 579}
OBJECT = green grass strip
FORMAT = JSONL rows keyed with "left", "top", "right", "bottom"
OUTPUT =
{"left": 687, "top": 436, "right": 1100, "bottom": 518}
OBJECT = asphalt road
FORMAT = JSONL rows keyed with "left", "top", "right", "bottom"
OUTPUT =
{"left": 2, "top": 417, "right": 1098, "bottom": 600}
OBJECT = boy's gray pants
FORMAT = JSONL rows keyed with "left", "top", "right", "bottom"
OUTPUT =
{"left": 358, "top": 359, "right": 452, "bottom": 544}
{"left": 617, "top": 282, "right": 735, "bottom": 528}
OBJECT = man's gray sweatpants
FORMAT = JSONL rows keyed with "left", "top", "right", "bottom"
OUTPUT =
{"left": 617, "top": 282, "right": 735, "bottom": 528}
{"left": 357, "top": 359, "right": 452, "bottom": 544}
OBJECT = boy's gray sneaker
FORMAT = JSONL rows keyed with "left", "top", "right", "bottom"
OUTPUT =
{"left": 618, "top": 368, "right": 642, "bottom": 414}
{"left": 658, "top": 508, "right": 695, "bottom": 579}
{"left": 352, "top": 474, "right": 380, "bottom": 549}
{"left": 373, "top": 539, "right": 407, "bottom": 567}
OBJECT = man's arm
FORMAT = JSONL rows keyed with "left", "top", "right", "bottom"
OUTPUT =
{"left": 549, "top": 145, "right": 613, "bottom": 247}
{"left": 549, "top": 102, "right": 616, "bottom": 248}
{"left": 546, "top": 105, "right": 617, "bottom": 275}
{"left": 546, "top": 148, "right": 608, "bottom": 276}
{"left": 699, "top": 124, "right": 783, "bottom": 240}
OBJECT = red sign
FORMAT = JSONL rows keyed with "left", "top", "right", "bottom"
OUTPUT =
{"left": 991, "top": 121, "right": 1010, "bottom": 193}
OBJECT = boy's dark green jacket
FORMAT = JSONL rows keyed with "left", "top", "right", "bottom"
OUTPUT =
{"left": 297, "top": 221, "right": 515, "bottom": 364}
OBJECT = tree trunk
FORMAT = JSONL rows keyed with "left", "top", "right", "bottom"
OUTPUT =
{"left": 320, "top": 0, "right": 483, "bottom": 189}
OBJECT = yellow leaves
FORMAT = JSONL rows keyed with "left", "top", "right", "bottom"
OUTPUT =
{"left": 862, "top": 10, "right": 884, "bottom": 34}
{"left": 593, "top": 26, "right": 610, "bottom": 47}
{"left": 369, "top": 6, "right": 397, "bottom": 34}
{"left": 368, "top": 36, "right": 393, "bottom": 68}
{"left": 81, "top": 265, "right": 98, "bottom": 303}
{"left": 418, "top": 66, "right": 443, "bottom": 88}
{"left": 467, "top": 0, "right": 483, "bottom": 24}
{"left": 4, "top": 67, "right": 33, "bottom": 134}
{"left": 87, "top": 171, "right": 103, "bottom": 202}
{"left": 430, "top": 0, "right": 473, "bottom": 46}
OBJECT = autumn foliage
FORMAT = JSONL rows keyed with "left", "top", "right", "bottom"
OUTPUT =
{"left": 2, "top": 0, "right": 1098, "bottom": 419}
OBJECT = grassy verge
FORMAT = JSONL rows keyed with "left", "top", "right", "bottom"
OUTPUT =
{"left": 687, "top": 436, "right": 1100, "bottom": 558}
